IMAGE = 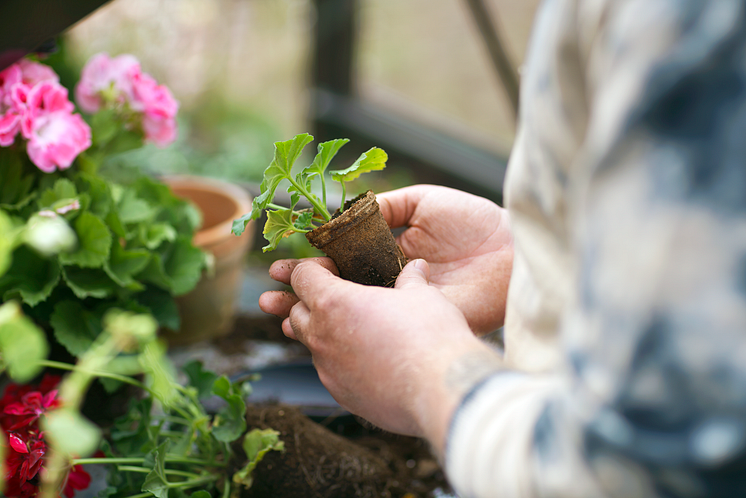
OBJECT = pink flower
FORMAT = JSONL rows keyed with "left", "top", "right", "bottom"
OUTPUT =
{"left": 74, "top": 52, "right": 140, "bottom": 114}
{"left": 21, "top": 81, "right": 91, "bottom": 172}
{"left": 76, "top": 52, "right": 178, "bottom": 147}
{"left": 131, "top": 71, "right": 178, "bottom": 147}
{"left": 17, "top": 60, "right": 58, "bottom": 86}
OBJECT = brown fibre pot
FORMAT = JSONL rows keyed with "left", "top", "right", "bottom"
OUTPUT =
{"left": 162, "top": 175, "right": 254, "bottom": 345}
{"left": 305, "top": 190, "right": 407, "bottom": 287}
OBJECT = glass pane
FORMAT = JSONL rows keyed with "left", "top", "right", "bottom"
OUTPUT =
{"left": 357, "top": 0, "right": 541, "bottom": 154}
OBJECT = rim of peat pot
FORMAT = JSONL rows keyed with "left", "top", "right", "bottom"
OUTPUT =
{"left": 161, "top": 175, "right": 254, "bottom": 345}
{"left": 306, "top": 190, "right": 407, "bottom": 287}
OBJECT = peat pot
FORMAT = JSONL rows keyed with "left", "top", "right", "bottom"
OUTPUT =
{"left": 306, "top": 190, "right": 407, "bottom": 287}
{"left": 163, "top": 175, "right": 254, "bottom": 344}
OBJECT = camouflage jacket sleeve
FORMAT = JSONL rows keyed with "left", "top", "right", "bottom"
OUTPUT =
{"left": 444, "top": 1, "right": 746, "bottom": 497}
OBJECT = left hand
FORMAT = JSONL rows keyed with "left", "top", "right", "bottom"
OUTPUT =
{"left": 268, "top": 258, "right": 498, "bottom": 450}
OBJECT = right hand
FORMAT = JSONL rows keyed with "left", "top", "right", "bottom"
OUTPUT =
{"left": 376, "top": 185, "right": 513, "bottom": 334}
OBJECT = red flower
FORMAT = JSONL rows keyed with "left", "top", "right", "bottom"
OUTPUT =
{"left": 5, "top": 431, "right": 46, "bottom": 482}
{"left": 0, "top": 374, "right": 73, "bottom": 498}
{"left": 63, "top": 465, "right": 91, "bottom": 498}
{"left": 1, "top": 374, "right": 60, "bottom": 432}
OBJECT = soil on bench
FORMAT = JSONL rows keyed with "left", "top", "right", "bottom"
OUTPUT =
{"left": 236, "top": 404, "right": 451, "bottom": 498}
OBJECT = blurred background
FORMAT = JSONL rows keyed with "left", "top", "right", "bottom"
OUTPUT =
{"left": 57, "top": 0, "right": 540, "bottom": 203}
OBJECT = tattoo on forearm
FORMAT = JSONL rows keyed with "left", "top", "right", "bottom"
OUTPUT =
{"left": 445, "top": 348, "right": 504, "bottom": 396}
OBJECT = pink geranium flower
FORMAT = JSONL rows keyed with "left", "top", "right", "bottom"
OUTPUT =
{"left": 76, "top": 52, "right": 178, "bottom": 147}
{"left": 74, "top": 52, "right": 140, "bottom": 114}
{"left": 21, "top": 81, "right": 91, "bottom": 172}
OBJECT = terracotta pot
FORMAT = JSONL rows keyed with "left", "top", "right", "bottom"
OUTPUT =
{"left": 162, "top": 175, "right": 254, "bottom": 344}
{"left": 306, "top": 190, "right": 407, "bottom": 287}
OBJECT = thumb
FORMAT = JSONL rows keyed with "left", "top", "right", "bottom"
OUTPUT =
{"left": 395, "top": 259, "right": 430, "bottom": 290}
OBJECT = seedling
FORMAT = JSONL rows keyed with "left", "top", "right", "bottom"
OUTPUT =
{"left": 231, "top": 133, "right": 387, "bottom": 252}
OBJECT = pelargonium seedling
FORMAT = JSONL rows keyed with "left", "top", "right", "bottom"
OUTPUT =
{"left": 231, "top": 133, "right": 388, "bottom": 252}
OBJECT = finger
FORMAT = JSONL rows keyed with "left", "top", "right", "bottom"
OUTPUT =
{"left": 269, "top": 257, "right": 339, "bottom": 284}
{"left": 258, "top": 290, "right": 299, "bottom": 319}
{"left": 376, "top": 186, "right": 427, "bottom": 229}
{"left": 282, "top": 318, "right": 297, "bottom": 340}
{"left": 394, "top": 259, "right": 431, "bottom": 290}
{"left": 290, "top": 259, "right": 350, "bottom": 310}
{"left": 288, "top": 301, "right": 312, "bottom": 344}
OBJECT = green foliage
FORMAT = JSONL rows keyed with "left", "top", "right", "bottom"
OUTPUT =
{"left": 0, "top": 301, "right": 48, "bottom": 382}
{"left": 141, "top": 441, "right": 171, "bottom": 498}
{"left": 183, "top": 361, "right": 218, "bottom": 400}
{"left": 45, "top": 408, "right": 102, "bottom": 456}
{"left": 232, "top": 429, "right": 285, "bottom": 491}
{"left": 232, "top": 134, "right": 388, "bottom": 253}
{"left": 211, "top": 376, "right": 247, "bottom": 443}
{"left": 0, "top": 153, "right": 208, "bottom": 358}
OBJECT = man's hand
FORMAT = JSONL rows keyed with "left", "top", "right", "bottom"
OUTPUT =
{"left": 273, "top": 258, "right": 501, "bottom": 451}
{"left": 260, "top": 186, "right": 513, "bottom": 335}
{"left": 377, "top": 185, "right": 513, "bottom": 334}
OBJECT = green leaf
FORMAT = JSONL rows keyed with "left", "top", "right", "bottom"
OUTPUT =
{"left": 59, "top": 211, "right": 112, "bottom": 268}
{"left": 211, "top": 375, "right": 247, "bottom": 443}
{"left": 293, "top": 211, "right": 314, "bottom": 231}
{"left": 137, "top": 252, "right": 171, "bottom": 290}
{"left": 135, "top": 286, "right": 180, "bottom": 331}
{"left": 91, "top": 108, "right": 119, "bottom": 146}
{"left": 139, "top": 340, "right": 177, "bottom": 406}
{"left": 75, "top": 172, "right": 112, "bottom": 218}
{"left": 274, "top": 133, "right": 314, "bottom": 176}
{"left": 0, "top": 301, "right": 48, "bottom": 382}
{"left": 141, "top": 441, "right": 170, "bottom": 498}
{"left": 0, "top": 210, "right": 18, "bottom": 276}
{"left": 62, "top": 265, "right": 118, "bottom": 299}
{"left": 104, "top": 309, "right": 158, "bottom": 351}
{"left": 49, "top": 300, "right": 102, "bottom": 357}
{"left": 105, "top": 208, "right": 126, "bottom": 238}
{"left": 118, "top": 188, "right": 156, "bottom": 225}
{"left": 232, "top": 429, "right": 284, "bottom": 491}
{"left": 162, "top": 236, "right": 205, "bottom": 295}
{"left": 109, "top": 129, "right": 145, "bottom": 154}
{"left": 231, "top": 133, "right": 314, "bottom": 236}
{"left": 105, "top": 242, "right": 150, "bottom": 288}
{"left": 183, "top": 361, "right": 218, "bottom": 400}
{"left": 144, "top": 223, "right": 177, "bottom": 249}
{"left": 38, "top": 178, "right": 78, "bottom": 209}
{"left": 305, "top": 138, "right": 349, "bottom": 179}
{"left": 190, "top": 491, "right": 211, "bottom": 498}
{"left": 0, "top": 246, "right": 60, "bottom": 306}
{"left": 262, "top": 208, "right": 298, "bottom": 253}
{"left": 44, "top": 408, "right": 102, "bottom": 457}
{"left": 330, "top": 147, "right": 388, "bottom": 182}
{"left": 0, "top": 149, "right": 35, "bottom": 211}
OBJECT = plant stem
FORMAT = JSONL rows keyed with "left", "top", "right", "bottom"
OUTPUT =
{"left": 339, "top": 181, "right": 347, "bottom": 213}
{"left": 122, "top": 492, "right": 153, "bottom": 498}
{"left": 321, "top": 175, "right": 327, "bottom": 207}
{"left": 117, "top": 466, "right": 202, "bottom": 480}
{"left": 285, "top": 175, "right": 331, "bottom": 222}
{"left": 72, "top": 456, "right": 226, "bottom": 468}
{"left": 167, "top": 476, "right": 219, "bottom": 489}
{"left": 37, "top": 360, "right": 151, "bottom": 394}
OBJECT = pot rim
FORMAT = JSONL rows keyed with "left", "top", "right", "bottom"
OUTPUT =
{"left": 161, "top": 175, "right": 252, "bottom": 247}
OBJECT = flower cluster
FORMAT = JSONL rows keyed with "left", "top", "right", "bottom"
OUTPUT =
{"left": 0, "top": 60, "right": 91, "bottom": 172}
{"left": 1, "top": 375, "right": 90, "bottom": 498}
{"left": 75, "top": 53, "right": 179, "bottom": 147}
{"left": 0, "top": 53, "right": 178, "bottom": 174}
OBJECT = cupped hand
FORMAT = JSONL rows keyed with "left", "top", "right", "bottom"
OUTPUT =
{"left": 377, "top": 185, "right": 513, "bottom": 334}
{"left": 259, "top": 186, "right": 513, "bottom": 335}
{"left": 277, "top": 258, "right": 498, "bottom": 449}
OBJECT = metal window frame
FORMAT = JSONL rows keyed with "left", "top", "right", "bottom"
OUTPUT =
{"left": 310, "top": 0, "right": 516, "bottom": 204}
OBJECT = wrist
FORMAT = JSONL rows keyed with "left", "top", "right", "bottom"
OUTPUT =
{"left": 411, "top": 338, "right": 504, "bottom": 455}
